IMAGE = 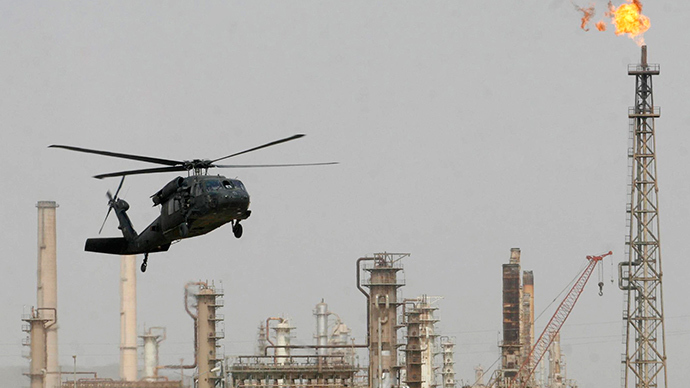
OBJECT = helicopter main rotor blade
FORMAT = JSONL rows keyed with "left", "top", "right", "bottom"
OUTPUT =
{"left": 210, "top": 134, "right": 305, "bottom": 163}
{"left": 213, "top": 162, "right": 339, "bottom": 168}
{"left": 49, "top": 145, "right": 183, "bottom": 166}
{"left": 94, "top": 166, "right": 189, "bottom": 179}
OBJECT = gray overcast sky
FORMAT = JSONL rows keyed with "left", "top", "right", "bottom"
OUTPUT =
{"left": 2, "top": 1, "right": 689, "bottom": 387}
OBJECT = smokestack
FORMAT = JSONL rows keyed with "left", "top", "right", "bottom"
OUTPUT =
{"left": 120, "top": 255, "right": 137, "bottom": 381}
{"left": 36, "top": 201, "right": 59, "bottom": 388}
{"left": 510, "top": 248, "right": 521, "bottom": 264}
{"left": 641, "top": 45, "right": 648, "bottom": 66}
{"left": 502, "top": 248, "right": 521, "bottom": 379}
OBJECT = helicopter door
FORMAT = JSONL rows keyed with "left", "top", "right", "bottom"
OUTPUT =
{"left": 161, "top": 197, "right": 185, "bottom": 234}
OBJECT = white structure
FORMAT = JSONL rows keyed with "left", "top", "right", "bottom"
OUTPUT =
{"left": 417, "top": 296, "right": 441, "bottom": 388}
{"left": 120, "top": 255, "right": 137, "bottom": 381}
{"left": 36, "top": 201, "right": 59, "bottom": 388}
{"left": 141, "top": 327, "right": 166, "bottom": 381}
{"left": 274, "top": 318, "right": 293, "bottom": 365}
{"left": 440, "top": 337, "right": 456, "bottom": 388}
{"left": 315, "top": 300, "right": 329, "bottom": 357}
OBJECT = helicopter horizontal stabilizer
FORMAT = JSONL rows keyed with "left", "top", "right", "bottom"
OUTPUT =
{"left": 85, "top": 237, "right": 171, "bottom": 255}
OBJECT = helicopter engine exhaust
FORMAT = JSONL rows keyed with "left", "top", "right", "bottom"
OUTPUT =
{"left": 151, "top": 176, "right": 186, "bottom": 206}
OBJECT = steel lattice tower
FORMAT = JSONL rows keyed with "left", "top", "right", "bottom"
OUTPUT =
{"left": 619, "top": 45, "right": 668, "bottom": 388}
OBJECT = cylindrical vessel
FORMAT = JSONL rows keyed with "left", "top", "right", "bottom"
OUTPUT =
{"left": 315, "top": 301, "right": 328, "bottom": 356}
{"left": 275, "top": 319, "right": 292, "bottom": 365}
{"left": 143, "top": 335, "right": 159, "bottom": 380}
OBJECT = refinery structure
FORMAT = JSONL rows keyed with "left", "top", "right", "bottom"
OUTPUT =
{"left": 20, "top": 45, "right": 668, "bottom": 388}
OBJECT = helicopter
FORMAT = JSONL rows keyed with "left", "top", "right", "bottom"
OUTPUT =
{"left": 50, "top": 134, "right": 336, "bottom": 272}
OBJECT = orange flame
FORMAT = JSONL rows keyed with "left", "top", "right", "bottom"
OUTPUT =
{"left": 574, "top": 1, "right": 650, "bottom": 45}
{"left": 576, "top": 5, "right": 596, "bottom": 31}
{"left": 610, "top": 0, "right": 650, "bottom": 45}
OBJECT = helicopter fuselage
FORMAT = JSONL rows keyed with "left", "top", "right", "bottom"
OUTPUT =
{"left": 85, "top": 175, "right": 251, "bottom": 256}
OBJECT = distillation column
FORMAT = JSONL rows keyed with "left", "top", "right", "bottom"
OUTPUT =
{"left": 547, "top": 333, "right": 563, "bottom": 388}
{"left": 36, "top": 201, "right": 59, "bottom": 388}
{"left": 405, "top": 307, "right": 423, "bottom": 388}
{"left": 440, "top": 338, "right": 456, "bottom": 388}
{"left": 619, "top": 45, "right": 668, "bottom": 388}
{"left": 521, "top": 271, "right": 535, "bottom": 386}
{"left": 274, "top": 318, "right": 293, "bottom": 366}
{"left": 22, "top": 308, "right": 55, "bottom": 388}
{"left": 362, "top": 253, "right": 407, "bottom": 388}
{"left": 315, "top": 300, "right": 329, "bottom": 358}
{"left": 120, "top": 255, "right": 137, "bottom": 381}
{"left": 417, "top": 296, "right": 439, "bottom": 388}
{"left": 501, "top": 248, "right": 522, "bottom": 381}
{"left": 196, "top": 284, "right": 225, "bottom": 388}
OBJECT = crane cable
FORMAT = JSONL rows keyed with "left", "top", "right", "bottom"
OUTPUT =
{"left": 534, "top": 259, "right": 588, "bottom": 324}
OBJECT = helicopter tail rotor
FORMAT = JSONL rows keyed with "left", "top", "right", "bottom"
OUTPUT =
{"left": 99, "top": 176, "right": 125, "bottom": 234}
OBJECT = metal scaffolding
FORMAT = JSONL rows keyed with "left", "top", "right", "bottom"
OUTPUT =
{"left": 619, "top": 45, "right": 668, "bottom": 388}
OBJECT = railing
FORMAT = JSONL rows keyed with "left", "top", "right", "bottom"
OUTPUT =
{"left": 628, "top": 63, "right": 660, "bottom": 73}
{"left": 628, "top": 106, "right": 660, "bottom": 117}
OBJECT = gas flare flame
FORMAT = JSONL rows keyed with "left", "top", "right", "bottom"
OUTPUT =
{"left": 576, "top": 5, "right": 595, "bottom": 31}
{"left": 610, "top": 0, "right": 650, "bottom": 45}
{"left": 574, "top": 0, "right": 650, "bottom": 45}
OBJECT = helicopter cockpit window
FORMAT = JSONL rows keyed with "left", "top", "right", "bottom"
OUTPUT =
{"left": 205, "top": 180, "right": 222, "bottom": 191}
{"left": 222, "top": 180, "right": 234, "bottom": 189}
{"left": 233, "top": 180, "right": 245, "bottom": 190}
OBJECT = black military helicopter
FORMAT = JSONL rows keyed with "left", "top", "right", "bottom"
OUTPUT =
{"left": 50, "top": 134, "right": 336, "bottom": 272}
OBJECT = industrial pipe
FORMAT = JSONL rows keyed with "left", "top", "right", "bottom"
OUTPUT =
{"left": 159, "top": 282, "right": 207, "bottom": 371}
{"left": 36, "top": 307, "right": 57, "bottom": 328}
{"left": 263, "top": 343, "right": 367, "bottom": 356}
{"left": 356, "top": 256, "right": 375, "bottom": 347}
{"left": 265, "top": 317, "right": 283, "bottom": 347}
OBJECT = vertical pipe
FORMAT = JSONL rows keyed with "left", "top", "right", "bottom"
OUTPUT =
{"left": 119, "top": 255, "right": 137, "bottom": 381}
{"left": 36, "top": 201, "right": 59, "bottom": 388}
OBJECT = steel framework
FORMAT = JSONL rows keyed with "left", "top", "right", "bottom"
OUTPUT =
{"left": 513, "top": 252, "right": 611, "bottom": 388}
{"left": 618, "top": 45, "right": 668, "bottom": 388}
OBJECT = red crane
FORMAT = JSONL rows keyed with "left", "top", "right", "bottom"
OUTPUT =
{"left": 511, "top": 251, "right": 613, "bottom": 388}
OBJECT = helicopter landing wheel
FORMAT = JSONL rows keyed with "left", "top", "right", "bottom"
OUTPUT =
{"left": 233, "top": 222, "right": 243, "bottom": 239}
{"left": 141, "top": 254, "right": 149, "bottom": 273}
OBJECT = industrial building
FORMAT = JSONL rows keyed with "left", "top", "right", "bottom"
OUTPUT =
{"left": 20, "top": 45, "right": 668, "bottom": 388}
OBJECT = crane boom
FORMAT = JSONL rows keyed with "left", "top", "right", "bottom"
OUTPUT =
{"left": 513, "top": 251, "right": 612, "bottom": 388}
